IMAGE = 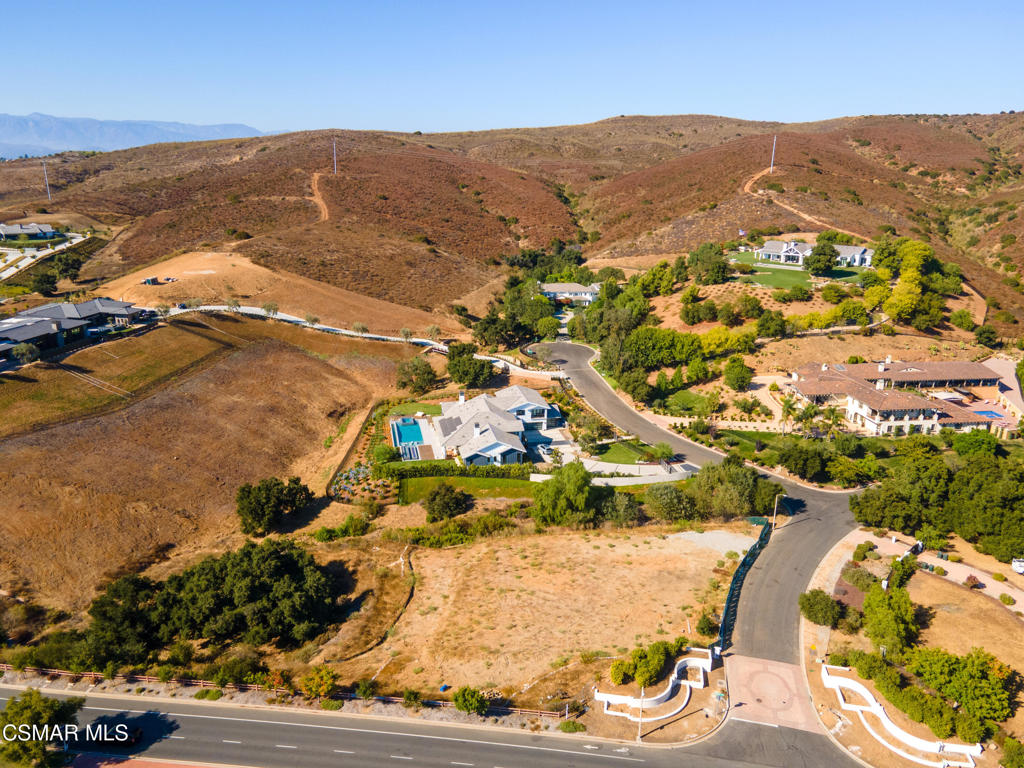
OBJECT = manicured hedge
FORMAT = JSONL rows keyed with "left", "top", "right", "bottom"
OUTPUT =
{"left": 374, "top": 460, "right": 535, "bottom": 480}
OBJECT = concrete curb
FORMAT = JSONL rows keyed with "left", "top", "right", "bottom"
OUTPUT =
{"left": 797, "top": 532, "right": 876, "bottom": 768}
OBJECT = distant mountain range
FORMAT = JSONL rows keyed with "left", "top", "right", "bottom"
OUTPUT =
{"left": 0, "top": 113, "right": 264, "bottom": 157}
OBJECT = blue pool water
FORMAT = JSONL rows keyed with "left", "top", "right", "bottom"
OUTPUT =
{"left": 974, "top": 410, "right": 1003, "bottom": 419}
{"left": 394, "top": 420, "right": 424, "bottom": 445}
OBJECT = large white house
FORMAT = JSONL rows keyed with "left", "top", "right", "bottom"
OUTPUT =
{"left": 433, "top": 385, "right": 561, "bottom": 465}
{"left": 788, "top": 360, "right": 1002, "bottom": 435}
{"left": 754, "top": 240, "right": 874, "bottom": 268}
{"left": 539, "top": 282, "right": 601, "bottom": 305}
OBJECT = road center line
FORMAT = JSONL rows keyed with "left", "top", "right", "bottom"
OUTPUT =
{"left": 391, "top": 757, "right": 413, "bottom": 761}
{"left": 275, "top": 744, "right": 297, "bottom": 749}
{"left": 222, "top": 739, "right": 241, "bottom": 744}
{"left": 333, "top": 749, "right": 354, "bottom": 754}
{"left": 67, "top": 703, "right": 645, "bottom": 762}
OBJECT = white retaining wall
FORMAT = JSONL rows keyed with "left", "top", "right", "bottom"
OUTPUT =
{"left": 593, "top": 648, "right": 712, "bottom": 723}
{"left": 820, "top": 664, "right": 982, "bottom": 767}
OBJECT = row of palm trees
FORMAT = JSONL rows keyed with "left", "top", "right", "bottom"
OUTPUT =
{"left": 779, "top": 395, "right": 845, "bottom": 438}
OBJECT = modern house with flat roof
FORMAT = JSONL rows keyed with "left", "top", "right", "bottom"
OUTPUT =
{"left": 0, "top": 298, "right": 142, "bottom": 361}
{"left": 0, "top": 223, "right": 56, "bottom": 241}
{"left": 540, "top": 282, "right": 602, "bottom": 305}
{"left": 788, "top": 359, "right": 1002, "bottom": 435}
{"left": 754, "top": 240, "right": 874, "bottom": 268}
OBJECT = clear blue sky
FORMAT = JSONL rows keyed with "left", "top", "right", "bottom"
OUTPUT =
{"left": 9, "top": 0, "right": 1023, "bottom": 132}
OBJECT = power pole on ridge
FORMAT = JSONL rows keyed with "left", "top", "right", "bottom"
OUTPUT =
{"left": 42, "top": 161, "right": 52, "bottom": 201}
{"left": 333, "top": 139, "right": 337, "bottom": 175}
{"left": 769, "top": 135, "right": 777, "bottom": 175}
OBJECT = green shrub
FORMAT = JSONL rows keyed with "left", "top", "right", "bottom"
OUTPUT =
{"left": 934, "top": 566, "right": 947, "bottom": 576}
{"left": 355, "top": 679, "right": 378, "bottom": 700}
{"left": 828, "top": 650, "right": 849, "bottom": 666}
{"left": 993, "top": 572, "right": 1006, "bottom": 582}
{"left": 320, "top": 699, "right": 343, "bottom": 710}
{"left": 798, "top": 589, "right": 842, "bottom": 627}
{"left": 453, "top": 685, "right": 488, "bottom": 716}
{"left": 1000, "top": 593, "right": 1016, "bottom": 606}
{"left": 194, "top": 688, "right": 223, "bottom": 700}
{"left": 424, "top": 481, "right": 472, "bottom": 523}
{"left": 375, "top": 460, "right": 534, "bottom": 480}
{"left": 559, "top": 720, "right": 586, "bottom": 733}
{"left": 841, "top": 564, "right": 879, "bottom": 592}
{"left": 402, "top": 689, "right": 422, "bottom": 709}
{"left": 609, "top": 659, "right": 633, "bottom": 686}
{"left": 947, "top": 554, "right": 962, "bottom": 563}
{"left": 696, "top": 614, "right": 718, "bottom": 636}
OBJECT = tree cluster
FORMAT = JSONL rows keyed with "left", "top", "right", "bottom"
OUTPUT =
{"left": 236, "top": 476, "right": 313, "bottom": 535}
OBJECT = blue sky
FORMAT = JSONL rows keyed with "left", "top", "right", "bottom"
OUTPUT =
{"left": 9, "top": 0, "right": 1023, "bottom": 132}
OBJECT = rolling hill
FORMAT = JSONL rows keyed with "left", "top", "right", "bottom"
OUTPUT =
{"left": 1, "top": 112, "right": 1023, "bottom": 327}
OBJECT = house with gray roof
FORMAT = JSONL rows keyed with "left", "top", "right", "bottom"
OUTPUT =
{"left": 0, "top": 223, "right": 56, "bottom": 241}
{"left": 0, "top": 298, "right": 142, "bottom": 362}
{"left": 432, "top": 385, "right": 561, "bottom": 465}
{"left": 754, "top": 240, "right": 874, "bottom": 268}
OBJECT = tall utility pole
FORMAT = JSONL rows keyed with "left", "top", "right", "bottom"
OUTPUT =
{"left": 769, "top": 135, "right": 777, "bottom": 175}
{"left": 42, "top": 161, "right": 52, "bottom": 201}
{"left": 636, "top": 686, "right": 644, "bottom": 743}
{"left": 333, "top": 139, "right": 337, "bottom": 175}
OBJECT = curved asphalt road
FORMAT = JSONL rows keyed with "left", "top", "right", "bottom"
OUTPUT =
{"left": 0, "top": 347, "right": 862, "bottom": 768}
{"left": 537, "top": 341, "right": 861, "bottom": 767}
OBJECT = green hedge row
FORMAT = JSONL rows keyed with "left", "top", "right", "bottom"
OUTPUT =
{"left": 374, "top": 460, "right": 535, "bottom": 480}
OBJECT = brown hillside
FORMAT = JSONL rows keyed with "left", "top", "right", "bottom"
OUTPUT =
{"left": 0, "top": 339, "right": 400, "bottom": 611}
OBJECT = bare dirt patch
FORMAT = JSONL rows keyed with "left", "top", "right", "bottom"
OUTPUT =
{"left": 322, "top": 527, "right": 750, "bottom": 704}
{"left": 751, "top": 331, "right": 987, "bottom": 374}
{"left": 101, "top": 251, "right": 466, "bottom": 337}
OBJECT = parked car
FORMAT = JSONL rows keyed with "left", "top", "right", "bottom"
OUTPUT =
{"left": 538, "top": 444, "right": 553, "bottom": 457}
{"left": 1012, "top": 558, "right": 1024, "bottom": 575}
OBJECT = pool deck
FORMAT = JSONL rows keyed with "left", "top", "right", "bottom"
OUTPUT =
{"left": 389, "top": 416, "right": 444, "bottom": 461}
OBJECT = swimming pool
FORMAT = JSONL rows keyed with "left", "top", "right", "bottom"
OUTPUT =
{"left": 393, "top": 418, "right": 424, "bottom": 446}
{"left": 974, "top": 410, "right": 1003, "bottom": 419}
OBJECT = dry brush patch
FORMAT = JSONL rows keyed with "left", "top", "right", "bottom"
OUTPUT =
{"left": 0, "top": 339, "right": 405, "bottom": 611}
{"left": 325, "top": 530, "right": 737, "bottom": 701}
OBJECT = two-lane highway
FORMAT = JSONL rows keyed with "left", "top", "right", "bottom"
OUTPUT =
{"left": 0, "top": 686, "right": 842, "bottom": 768}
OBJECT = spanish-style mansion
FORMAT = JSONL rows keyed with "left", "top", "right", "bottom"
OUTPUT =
{"left": 787, "top": 358, "right": 1022, "bottom": 437}
{"left": 754, "top": 240, "right": 874, "bottom": 268}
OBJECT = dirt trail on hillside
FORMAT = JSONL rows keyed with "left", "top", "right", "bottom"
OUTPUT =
{"left": 311, "top": 172, "right": 329, "bottom": 222}
{"left": 743, "top": 166, "right": 870, "bottom": 241}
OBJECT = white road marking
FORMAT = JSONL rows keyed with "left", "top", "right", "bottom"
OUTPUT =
{"left": 451, "top": 763, "right": 474, "bottom": 766}
{"left": 275, "top": 744, "right": 297, "bottom": 749}
{"left": 222, "top": 739, "right": 241, "bottom": 744}
{"left": 170, "top": 736, "right": 186, "bottom": 740}
{"left": 15, "top": 699, "right": 644, "bottom": 762}
{"left": 730, "top": 716, "right": 780, "bottom": 728}
{"left": 391, "top": 757, "right": 413, "bottom": 761}
{"left": 334, "top": 749, "right": 355, "bottom": 754}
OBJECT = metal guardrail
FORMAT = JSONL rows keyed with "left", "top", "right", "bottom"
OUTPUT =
{"left": 717, "top": 519, "right": 772, "bottom": 651}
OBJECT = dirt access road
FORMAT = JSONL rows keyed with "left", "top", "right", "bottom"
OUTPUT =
{"left": 743, "top": 166, "right": 870, "bottom": 241}
{"left": 311, "top": 171, "right": 329, "bottom": 222}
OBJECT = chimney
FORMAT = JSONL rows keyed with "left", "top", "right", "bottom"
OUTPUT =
{"left": 877, "top": 362, "right": 885, "bottom": 373}
{"left": 885, "top": 355, "right": 892, "bottom": 364}
{"left": 458, "top": 391, "right": 465, "bottom": 404}
{"left": 876, "top": 378, "right": 886, "bottom": 390}
{"left": 473, "top": 423, "right": 482, "bottom": 437}
{"left": 821, "top": 363, "right": 828, "bottom": 372}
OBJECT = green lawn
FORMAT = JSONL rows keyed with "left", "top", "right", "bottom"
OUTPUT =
{"left": 593, "top": 440, "right": 648, "bottom": 464}
{"left": 666, "top": 388, "right": 708, "bottom": 415}
{"left": 731, "top": 252, "right": 865, "bottom": 289}
{"left": 389, "top": 401, "right": 443, "bottom": 416}
{"left": 401, "top": 475, "right": 537, "bottom": 503}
